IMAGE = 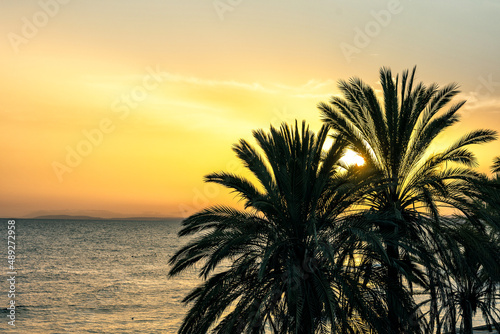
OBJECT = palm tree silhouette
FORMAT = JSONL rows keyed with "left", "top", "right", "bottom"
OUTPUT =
{"left": 492, "top": 157, "right": 500, "bottom": 174}
{"left": 169, "top": 121, "right": 387, "bottom": 333}
{"left": 432, "top": 221, "right": 500, "bottom": 334}
{"left": 319, "top": 66, "right": 498, "bottom": 333}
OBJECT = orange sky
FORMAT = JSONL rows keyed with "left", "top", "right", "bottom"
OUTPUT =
{"left": 1, "top": 0, "right": 500, "bottom": 218}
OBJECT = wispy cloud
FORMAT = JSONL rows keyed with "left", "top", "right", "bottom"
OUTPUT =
{"left": 160, "top": 73, "right": 278, "bottom": 94}
{"left": 84, "top": 71, "right": 337, "bottom": 99}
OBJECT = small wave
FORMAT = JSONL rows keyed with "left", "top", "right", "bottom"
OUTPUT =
{"left": 131, "top": 252, "right": 158, "bottom": 258}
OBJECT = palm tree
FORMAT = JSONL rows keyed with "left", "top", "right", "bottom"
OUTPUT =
{"left": 319, "top": 66, "right": 498, "bottom": 333}
{"left": 486, "top": 160, "right": 500, "bottom": 231}
{"left": 169, "top": 121, "right": 387, "bottom": 333}
{"left": 433, "top": 169, "right": 500, "bottom": 334}
{"left": 432, "top": 221, "right": 500, "bottom": 334}
{"left": 492, "top": 157, "right": 500, "bottom": 174}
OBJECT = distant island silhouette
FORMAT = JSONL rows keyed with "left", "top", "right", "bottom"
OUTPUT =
{"left": 20, "top": 209, "right": 180, "bottom": 220}
{"left": 30, "top": 215, "right": 179, "bottom": 221}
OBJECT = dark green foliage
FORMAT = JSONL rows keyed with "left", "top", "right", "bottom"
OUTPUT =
{"left": 319, "top": 66, "right": 499, "bottom": 333}
{"left": 431, "top": 221, "right": 500, "bottom": 334}
{"left": 169, "top": 121, "right": 388, "bottom": 333}
{"left": 492, "top": 157, "right": 500, "bottom": 174}
{"left": 170, "top": 68, "right": 500, "bottom": 333}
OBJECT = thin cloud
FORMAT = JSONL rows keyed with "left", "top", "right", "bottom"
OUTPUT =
{"left": 84, "top": 72, "right": 337, "bottom": 99}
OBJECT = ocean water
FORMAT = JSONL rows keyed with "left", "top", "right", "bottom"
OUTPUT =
{"left": 0, "top": 219, "right": 495, "bottom": 333}
{"left": 0, "top": 219, "right": 201, "bottom": 334}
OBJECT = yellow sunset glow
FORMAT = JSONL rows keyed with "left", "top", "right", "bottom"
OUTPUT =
{"left": 1, "top": 1, "right": 500, "bottom": 218}
{"left": 342, "top": 150, "right": 365, "bottom": 167}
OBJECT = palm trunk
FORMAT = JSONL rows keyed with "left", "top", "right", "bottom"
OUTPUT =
{"left": 386, "top": 242, "right": 401, "bottom": 334}
{"left": 297, "top": 314, "right": 313, "bottom": 334}
{"left": 297, "top": 279, "right": 314, "bottom": 334}
{"left": 463, "top": 302, "right": 473, "bottom": 334}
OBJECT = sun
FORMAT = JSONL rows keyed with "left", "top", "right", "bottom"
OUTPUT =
{"left": 341, "top": 149, "right": 365, "bottom": 166}
{"left": 322, "top": 138, "right": 365, "bottom": 166}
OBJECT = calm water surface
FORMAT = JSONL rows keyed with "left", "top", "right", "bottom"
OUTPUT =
{"left": 0, "top": 219, "right": 201, "bottom": 334}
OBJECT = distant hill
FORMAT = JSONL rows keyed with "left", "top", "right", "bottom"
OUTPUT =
{"left": 32, "top": 215, "right": 179, "bottom": 221}
{"left": 24, "top": 210, "right": 180, "bottom": 221}
{"left": 33, "top": 215, "right": 103, "bottom": 220}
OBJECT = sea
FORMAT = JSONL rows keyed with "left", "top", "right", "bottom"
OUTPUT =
{"left": 0, "top": 218, "right": 495, "bottom": 334}
{"left": 0, "top": 218, "right": 201, "bottom": 334}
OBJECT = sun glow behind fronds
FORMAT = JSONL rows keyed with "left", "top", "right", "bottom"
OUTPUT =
{"left": 342, "top": 150, "right": 365, "bottom": 166}
{"left": 323, "top": 138, "right": 365, "bottom": 167}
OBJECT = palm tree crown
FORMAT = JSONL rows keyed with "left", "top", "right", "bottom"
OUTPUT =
{"left": 319, "top": 66, "right": 496, "bottom": 219}
{"left": 319, "top": 66, "right": 498, "bottom": 333}
{"left": 169, "top": 67, "right": 499, "bottom": 334}
{"left": 169, "top": 121, "right": 383, "bottom": 333}
{"left": 492, "top": 156, "right": 500, "bottom": 174}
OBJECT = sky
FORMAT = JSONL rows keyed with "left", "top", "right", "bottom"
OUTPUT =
{"left": 1, "top": 0, "right": 500, "bottom": 218}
